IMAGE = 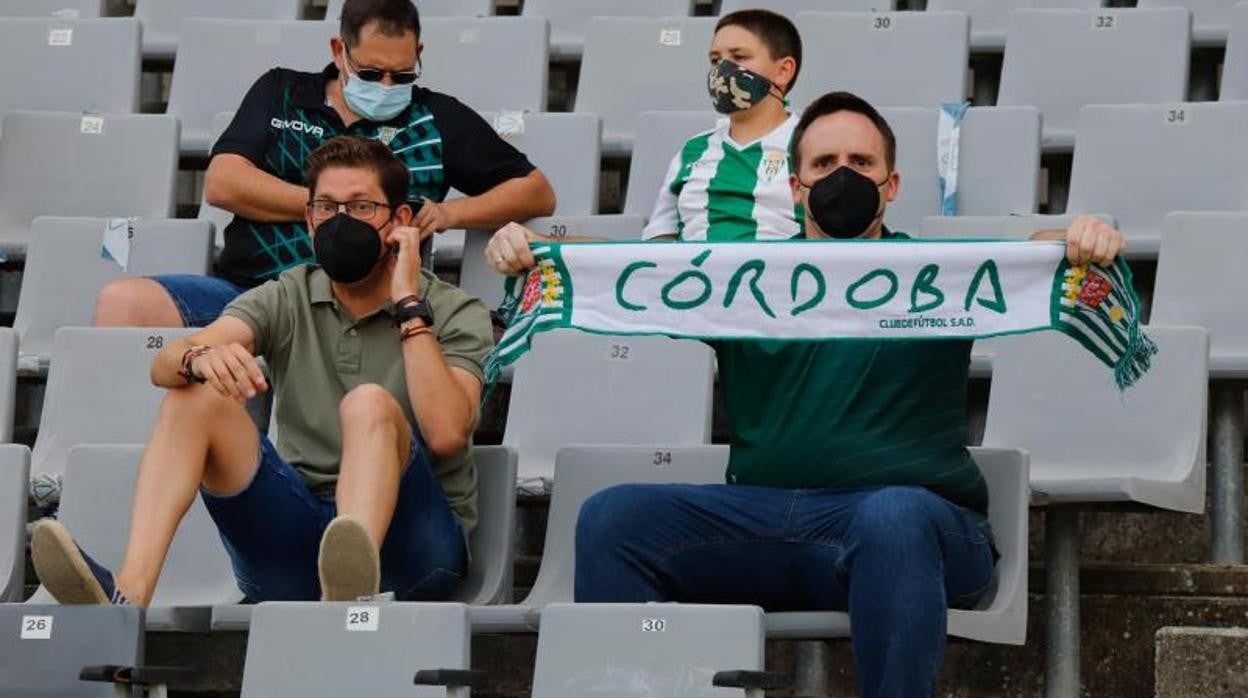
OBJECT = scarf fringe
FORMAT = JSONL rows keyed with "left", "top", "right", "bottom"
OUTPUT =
{"left": 1114, "top": 324, "right": 1159, "bottom": 390}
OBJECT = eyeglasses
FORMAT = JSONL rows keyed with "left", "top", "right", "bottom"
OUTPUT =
{"left": 306, "top": 199, "right": 392, "bottom": 221}
{"left": 344, "top": 48, "right": 419, "bottom": 84}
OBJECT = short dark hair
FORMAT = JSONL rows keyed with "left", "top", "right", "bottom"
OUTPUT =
{"left": 790, "top": 91, "right": 897, "bottom": 171}
{"left": 714, "top": 9, "right": 802, "bottom": 94}
{"left": 306, "top": 136, "right": 409, "bottom": 207}
{"left": 339, "top": 0, "right": 420, "bottom": 48}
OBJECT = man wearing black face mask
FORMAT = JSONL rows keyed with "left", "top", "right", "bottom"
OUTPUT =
{"left": 32, "top": 137, "right": 492, "bottom": 607}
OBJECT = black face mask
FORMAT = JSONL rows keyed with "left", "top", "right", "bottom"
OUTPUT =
{"left": 313, "top": 213, "right": 388, "bottom": 284}
{"left": 800, "top": 167, "right": 889, "bottom": 239}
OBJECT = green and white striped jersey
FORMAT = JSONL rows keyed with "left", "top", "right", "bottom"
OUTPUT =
{"left": 642, "top": 114, "right": 804, "bottom": 242}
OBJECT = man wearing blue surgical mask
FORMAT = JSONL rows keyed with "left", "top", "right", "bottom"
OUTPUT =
{"left": 94, "top": 0, "right": 556, "bottom": 329}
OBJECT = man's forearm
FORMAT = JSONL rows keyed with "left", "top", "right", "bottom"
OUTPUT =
{"left": 204, "top": 154, "right": 309, "bottom": 223}
{"left": 446, "top": 170, "right": 556, "bottom": 230}
{"left": 401, "top": 332, "right": 478, "bottom": 459}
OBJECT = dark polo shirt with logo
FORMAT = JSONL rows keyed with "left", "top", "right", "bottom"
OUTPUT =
{"left": 212, "top": 64, "right": 536, "bottom": 288}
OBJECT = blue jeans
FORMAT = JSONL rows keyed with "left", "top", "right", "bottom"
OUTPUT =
{"left": 200, "top": 435, "right": 467, "bottom": 602}
{"left": 575, "top": 484, "right": 996, "bottom": 698}
{"left": 151, "top": 274, "right": 248, "bottom": 327}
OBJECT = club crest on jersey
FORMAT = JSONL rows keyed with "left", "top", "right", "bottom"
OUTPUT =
{"left": 760, "top": 148, "right": 785, "bottom": 182}
{"left": 377, "top": 126, "right": 399, "bottom": 146}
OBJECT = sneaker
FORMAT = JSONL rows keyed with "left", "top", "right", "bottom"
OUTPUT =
{"left": 31, "top": 520, "right": 128, "bottom": 605}
{"left": 318, "top": 515, "right": 380, "bottom": 602}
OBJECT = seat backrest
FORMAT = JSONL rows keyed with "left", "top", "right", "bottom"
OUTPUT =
{"left": 575, "top": 17, "right": 717, "bottom": 154}
{"left": 927, "top": 0, "right": 1104, "bottom": 50}
{"left": 14, "top": 217, "right": 213, "bottom": 360}
{"left": 918, "top": 213, "right": 1114, "bottom": 240}
{"left": 418, "top": 17, "right": 548, "bottom": 113}
{"left": 242, "top": 602, "right": 470, "bottom": 697}
{"left": 0, "top": 18, "right": 138, "bottom": 121}
{"left": 623, "top": 111, "right": 721, "bottom": 220}
{"left": 326, "top": 0, "right": 493, "bottom": 21}
{"left": 0, "top": 0, "right": 103, "bottom": 18}
{"left": 476, "top": 111, "right": 600, "bottom": 215}
{"left": 134, "top": 0, "right": 303, "bottom": 59}
{"left": 1151, "top": 212, "right": 1248, "bottom": 368}
{"left": 0, "top": 605, "right": 143, "bottom": 697}
{"left": 0, "top": 445, "right": 29, "bottom": 602}
{"left": 533, "top": 603, "right": 765, "bottom": 698}
{"left": 789, "top": 11, "right": 969, "bottom": 111}
{"left": 452, "top": 445, "right": 517, "bottom": 605}
{"left": 1221, "top": 2, "right": 1248, "bottom": 99}
{"left": 460, "top": 215, "right": 643, "bottom": 309}
{"left": 0, "top": 329, "right": 15, "bottom": 443}
{"left": 721, "top": 0, "right": 893, "bottom": 18}
{"left": 1065, "top": 101, "right": 1248, "bottom": 250}
{"left": 503, "top": 330, "right": 715, "bottom": 483}
{"left": 31, "top": 327, "right": 195, "bottom": 478}
{"left": 982, "top": 326, "right": 1209, "bottom": 511}
{"left": 998, "top": 7, "right": 1190, "bottom": 150}
{"left": 524, "top": 0, "right": 692, "bottom": 58}
{"left": 167, "top": 19, "right": 336, "bottom": 155}
{"left": 1139, "top": 0, "right": 1238, "bottom": 43}
{"left": 0, "top": 112, "right": 178, "bottom": 251}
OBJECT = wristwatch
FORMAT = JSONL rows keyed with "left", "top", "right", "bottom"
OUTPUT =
{"left": 393, "top": 297, "right": 434, "bottom": 328}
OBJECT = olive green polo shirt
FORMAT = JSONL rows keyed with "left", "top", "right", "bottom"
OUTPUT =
{"left": 222, "top": 265, "right": 492, "bottom": 533}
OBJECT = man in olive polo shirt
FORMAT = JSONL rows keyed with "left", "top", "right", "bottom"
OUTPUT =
{"left": 32, "top": 136, "right": 491, "bottom": 605}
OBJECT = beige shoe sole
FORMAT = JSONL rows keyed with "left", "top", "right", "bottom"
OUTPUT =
{"left": 31, "top": 520, "right": 110, "bottom": 605}
{"left": 318, "top": 516, "right": 380, "bottom": 602}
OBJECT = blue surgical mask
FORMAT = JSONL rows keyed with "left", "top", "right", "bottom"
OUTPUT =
{"left": 342, "top": 66, "right": 412, "bottom": 122}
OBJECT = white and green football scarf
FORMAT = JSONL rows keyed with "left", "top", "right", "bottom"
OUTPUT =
{"left": 487, "top": 240, "right": 1156, "bottom": 389}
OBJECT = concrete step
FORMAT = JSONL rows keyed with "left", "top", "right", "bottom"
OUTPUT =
{"left": 1155, "top": 627, "right": 1248, "bottom": 698}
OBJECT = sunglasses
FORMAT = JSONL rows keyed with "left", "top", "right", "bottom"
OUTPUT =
{"left": 344, "top": 47, "right": 419, "bottom": 85}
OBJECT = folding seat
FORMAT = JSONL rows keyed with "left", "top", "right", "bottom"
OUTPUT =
{"left": 133, "top": 0, "right": 303, "bottom": 60}
{"left": 523, "top": 0, "right": 692, "bottom": 60}
{"left": 622, "top": 111, "right": 721, "bottom": 221}
{"left": 788, "top": 11, "right": 969, "bottom": 112}
{"left": 0, "top": 444, "right": 28, "bottom": 601}
{"left": 475, "top": 111, "right": 600, "bottom": 215}
{"left": 575, "top": 17, "right": 717, "bottom": 155}
{"left": 1065, "top": 102, "right": 1248, "bottom": 256}
{"left": 14, "top": 217, "right": 213, "bottom": 366}
{"left": 0, "top": 329, "right": 15, "bottom": 443}
{"left": 1139, "top": 0, "right": 1240, "bottom": 45}
{"left": 0, "top": 112, "right": 177, "bottom": 253}
{"left": 418, "top": 17, "right": 548, "bottom": 113}
{"left": 0, "top": 0, "right": 103, "bottom": 18}
{"left": 0, "top": 604, "right": 147, "bottom": 696}
{"left": 720, "top": 0, "right": 893, "bottom": 18}
{"left": 926, "top": 0, "right": 1103, "bottom": 50}
{"left": 997, "top": 7, "right": 1190, "bottom": 150}
{"left": 167, "top": 19, "right": 336, "bottom": 156}
{"left": 918, "top": 213, "right": 1114, "bottom": 241}
{"left": 326, "top": 0, "right": 493, "bottom": 22}
{"left": 0, "top": 18, "right": 138, "bottom": 125}
{"left": 1220, "top": 2, "right": 1248, "bottom": 99}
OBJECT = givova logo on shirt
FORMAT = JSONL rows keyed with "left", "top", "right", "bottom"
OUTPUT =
{"left": 270, "top": 118, "right": 325, "bottom": 138}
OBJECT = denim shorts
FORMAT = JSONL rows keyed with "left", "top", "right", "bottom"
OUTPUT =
{"left": 151, "top": 274, "right": 248, "bottom": 328}
{"left": 199, "top": 435, "right": 468, "bottom": 602}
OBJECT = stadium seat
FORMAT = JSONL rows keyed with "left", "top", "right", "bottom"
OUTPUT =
{"left": 26, "top": 445, "right": 240, "bottom": 632}
{"left": 997, "top": 7, "right": 1190, "bottom": 151}
{"left": 0, "top": 18, "right": 139, "bottom": 125}
{"left": 418, "top": 17, "right": 549, "bottom": 114}
{"left": 1221, "top": 2, "right": 1248, "bottom": 99}
{"left": 575, "top": 17, "right": 717, "bottom": 155}
{"left": 532, "top": 603, "right": 773, "bottom": 697}
{"left": 622, "top": 111, "right": 722, "bottom": 221}
{"left": 167, "top": 19, "right": 336, "bottom": 156}
{"left": 30, "top": 327, "right": 194, "bottom": 479}
{"left": 789, "top": 11, "right": 969, "bottom": 112}
{"left": 926, "top": 0, "right": 1104, "bottom": 51}
{"left": 0, "top": 0, "right": 103, "bottom": 18}
{"left": 1065, "top": 102, "right": 1248, "bottom": 256}
{"left": 134, "top": 0, "right": 303, "bottom": 60}
{"left": 918, "top": 213, "right": 1115, "bottom": 241}
{"left": 13, "top": 217, "right": 213, "bottom": 365}
{"left": 882, "top": 105, "right": 1041, "bottom": 234}
{"left": 0, "top": 112, "right": 178, "bottom": 254}
{"left": 0, "top": 445, "right": 29, "bottom": 602}
{"left": 1139, "top": 0, "right": 1240, "bottom": 45}
{"left": 523, "top": 0, "right": 693, "bottom": 60}
{"left": 721, "top": 0, "right": 894, "bottom": 18}
{"left": 242, "top": 602, "right": 474, "bottom": 697}
{"left": 0, "top": 604, "right": 145, "bottom": 697}
{"left": 503, "top": 332, "right": 715, "bottom": 485}
{"left": 476, "top": 111, "right": 601, "bottom": 215}
{"left": 325, "top": 0, "right": 493, "bottom": 22}
{"left": 0, "top": 329, "right": 15, "bottom": 442}
{"left": 471, "top": 444, "right": 1029, "bottom": 647}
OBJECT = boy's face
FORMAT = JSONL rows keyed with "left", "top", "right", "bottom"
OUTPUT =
{"left": 709, "top": 25, "right": 795, "bottom": 95}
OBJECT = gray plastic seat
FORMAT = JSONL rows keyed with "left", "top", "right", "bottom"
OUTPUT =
{"left": 325, "top": 0, "right": 493, "bottom": 21}
{"left": 0, "top": 18, "right": 139, "bottom": 127}
{"left": 918, "top": 213, "right": 1115, "bottom": 241}
{"left": 26, "top": 445, "right": 239, "bottom": 631}
{"left": 31, "top": 327, "right": 194, "bottom": 479}
{"left": 503, "top": 331, "right": 715, "bottom": 484}
{"left": 472, "top": 444, "right": 1030, "bottom": 646}
{"left": 0, "top": 444, "right": 29, "bottom": 601}
{"left": 242, "top": 602, "right": 472, "bottom": 697}
{"left": 461, "top": 215, "right": 643, "bottom": 310}
{"left": 882, "top": 105, "right": 1041, "bottom": 234}
{"left": 14, "top": 217, "right": 213, "bottom": 365}
{"left": 1152, "top": 212, "right": 1248, "bottom": 378}
{"left": 134, "top": 0, "right": 303, "bottom": 60}
{"left": 0, "top": 604, "right": 144, "bottom": 697}
{"left": 623, "top": 111, "right": 721, "bottom": 221}
{"left": 927, "top": 0, "right": 1104, "bottom": 50}
{"left": 0, "top": 112, "right": 178, "bottom": 255}
{"left": 1140, "top": 0, "right": 1240, "bottom": 44}
{"left": 998, "top": 7, "right": 1190, "bottom": 151}
{"left": 789, "top": 11, "right": 969, "bottom": 112}
{"left": 720, "top": 0, "right": 894, "bottom": 18}
{"left": 523, "top": 0, "right": 692, "bottom": 60}
{"left": 0, "top": 0, "right": 102, "bottom": 18}
{"left": 0, "top": 329, "right": 16, "bottom": 442}
{"left": 167, "top": 19, "right": 336, "bottom": 156}
{"left": 476, "top": 111, "right": 600, "bottom": 215}
{"left": 575, "top": 17, "right": 717, "bottom": 155}
{"left": 533, "top": 603, "right": 768, "bottom": 698}
{"left": 418, "top": 17, "right": 548, "bottom": 113}
{"left": 1221, "top": 2, "right": 1248, "bottom": 99}
{"left": 1065, "top": 101, "right": 1248, "bottom": 256}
